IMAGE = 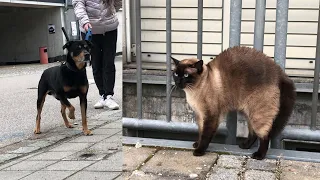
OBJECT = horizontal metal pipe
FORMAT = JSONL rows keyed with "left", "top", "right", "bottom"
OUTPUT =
{"left": 122, "top": 118, "right": 228, "bottom": 136}
{"left": 123, "top": 118, "right": 320, "bottom": 146}
{"left": 280, "top": 127, "right": 320, "bottom": 142}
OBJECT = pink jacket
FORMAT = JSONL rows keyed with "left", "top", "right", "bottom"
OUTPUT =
{"left": 72, "top": 0, "right": 122, "bottom": 34}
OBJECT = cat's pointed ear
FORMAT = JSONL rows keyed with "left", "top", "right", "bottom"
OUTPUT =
{"left": 195, "top": 60, "right": 204, "bottom": 73}
{"left": 171, "top": 56, "right": 180, "bottom": 66}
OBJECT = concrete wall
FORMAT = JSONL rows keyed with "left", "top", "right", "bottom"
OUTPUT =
{"left": 0, "top": 7, "right": 64, "bottom": 63}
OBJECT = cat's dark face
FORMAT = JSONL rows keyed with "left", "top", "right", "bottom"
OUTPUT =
{"left": 171, "top": 57, "right": 203, "bottom": 89}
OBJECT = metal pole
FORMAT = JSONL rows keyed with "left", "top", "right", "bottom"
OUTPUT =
{"left": 227, "top": 0, "right": 242, "bottom": 145}
{"left": 166, "top": 0, "right": 172, "bottom": 122}
{"left": 274, "top": 0, "right": 289, "bottom": 69}
{"left": 229, "top": 0, "right": 242, "bottom": 47}
{"left": 197, "top": 0, "right": 203, "bottom": 59}
{"left": 271, "top": 0, "right": 289, "bottom": 149}
{"left": 135, "top": 0, "right": 142, "bottom": 119}
{"left": 311, "top": 3, "right": 320, "bottom": 130}
{"left": 253, "top": 0, "right": 266, "bottom": 51}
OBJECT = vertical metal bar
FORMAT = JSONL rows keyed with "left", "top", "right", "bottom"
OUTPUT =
{"left": 311, "top": 2, "right": 320, "bottom": 130}
{"left": 271, "top": 0, "right": 289, "bottom": 149}
{"left": 229, "top": 0, "right": 242, "bottom": 47}
{"left": 226, "top": 0, "right": 242, "bottom": 145}
{"left": 197, "top": 0, "right": 203, "bottom": 59}
{"left": 274, "top": 0, "right": 289, "bottom": 69}
{"left": 166, "top": 0, "right": 172, "bottom": 122}
{"left": 221, "top": 0, "right": 224, "bottom": 52}
{"left": 135, "top": 0, "right": 142, "bottom": 119}
{"left": 253, "top": 0, "right": 266, "bottom": 51}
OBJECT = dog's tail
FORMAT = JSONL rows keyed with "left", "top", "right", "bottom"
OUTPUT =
{"left": 269, "top": 74, "right": 296, "bottom": 137}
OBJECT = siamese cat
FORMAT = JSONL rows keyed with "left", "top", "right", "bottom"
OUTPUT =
{"left": 171, "top": 46, "right": 296, "bottom": 160}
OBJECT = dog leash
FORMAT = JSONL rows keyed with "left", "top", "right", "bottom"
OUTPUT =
{"left": 85, "top": 28, "right": 92, "bottom": 41}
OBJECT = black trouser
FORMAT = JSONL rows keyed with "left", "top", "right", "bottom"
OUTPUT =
{"left": 82, "top": 29, "right": 117, "bottom": 98}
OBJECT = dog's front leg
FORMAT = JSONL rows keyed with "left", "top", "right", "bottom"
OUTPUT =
{"left": 60, "top": 102, "right": 74, "bottom": 128}
{"left": 80, "top": 95, "right": 92, "bottom": 135}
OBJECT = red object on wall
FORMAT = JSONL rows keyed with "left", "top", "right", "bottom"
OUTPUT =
{"left": 39, "top": 47, "right": 48, "bottom": 64}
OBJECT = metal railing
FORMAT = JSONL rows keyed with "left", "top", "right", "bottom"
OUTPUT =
{"left": 123, "top": 0, "right": 320, "bottom": 151}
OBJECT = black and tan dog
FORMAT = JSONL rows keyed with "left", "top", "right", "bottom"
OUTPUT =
{"left": 34, "top": 40, "right": 93, "bottom": 136}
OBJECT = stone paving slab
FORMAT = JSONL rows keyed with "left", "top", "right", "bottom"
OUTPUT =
{"left": 44, "top": 161, "right": 95, "bottom": 171}
{"left": 123, "top": 146, "right": 158, "bottom": 171}
{"left": 123, "top": 145, "right": 320, "bottom": 180}
{"left": 20, "top": 170, "right": 76, "bottom": 180}
{"left": 281, "top": 159, "right": 320, "bottom": 180}
{"left": 49, "top": 142, "right": 93, "bottom": 152}
{"left": 4, "top": 160, "right": 57, "bottom": 171}
{"left": 85, "top": 151, "right": 122, "bottom": 172}
{"left": 216, "top": 155, "right": 245, "bottom": 169}
{"left": 244, "top": 170, "right": 276, "bottom": 180}
{"left": 0, "top": 170, "right": 34, "bottom": 180}
{"left": 0, "top": 110, "right": 121, "bottom": 165}
{"left": 207, "top": 167, "right": 240, "bottom": 180}
{"left": 66, "top": 171, "right": 121, "bottom": 180}
{"left": 68, "top": 135, "right": 112, "bottom": 143}
{"left": 140, "top": 149, "right": 218, "bottom": 179}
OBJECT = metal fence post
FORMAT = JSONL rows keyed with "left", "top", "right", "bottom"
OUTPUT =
{"left": 271, "top": 0, "right": 289, "bottom": 149}
{"left": 226, "top": 0, "right": 242, "bottom": 145}
{"left": 197, "top": 0, "right": 203, "bottom": 60}
{"left": 311, "top": 2, "right": 320, "bottom": 131}
{"left": 274, "top": 0, "right": 289, "bottom": 70}
{"left": 135, "top": 0, "right": 142, "bottom": 119}
{"left": 166, "top": 0, "right": 172, "bottom": 122}
{"left": 253, "top": 0, "right": 266, "bottom": 51}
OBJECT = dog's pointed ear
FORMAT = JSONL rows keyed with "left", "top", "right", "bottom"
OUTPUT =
{"left": 85, "top": 40, "right": 93, "bottom": 48}
{"left": 171, "top": 56, "right": 180, "bottom": 66}
{"left": 62, "top": 41, "right": 72, "bottom": 50}
{"left": 195, "top": 60, "right": 203, "bottom": 73}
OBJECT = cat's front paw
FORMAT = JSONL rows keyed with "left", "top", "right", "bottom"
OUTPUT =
{"left": 251, "top": 151, "right": 265, "bottom": 160}
{"left": 239, "top": 140, "right": 252, "bottom": 149}
{"left": 193, "top": 149, "right": 205, "bottom": 156}
{"left": 193, "top": 141, "right": 199, "bottom": 148}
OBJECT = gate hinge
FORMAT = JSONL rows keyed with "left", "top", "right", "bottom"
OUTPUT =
{"left": 131, "top": 44, "right": 136, "bottom": 56}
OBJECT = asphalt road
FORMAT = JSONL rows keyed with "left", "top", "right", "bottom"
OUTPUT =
{"left": 0, "top": 57, "right": 123, "bottom": 147}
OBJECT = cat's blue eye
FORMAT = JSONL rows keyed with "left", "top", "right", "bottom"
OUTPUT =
{"left": 174, "top": 73, "right": 178, "bottom": 76}
{"left": 184, "top": 73, "right": 189, "bottom": 78}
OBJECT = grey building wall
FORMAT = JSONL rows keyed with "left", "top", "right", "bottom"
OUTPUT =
{"left": 0, "top": 7, "right": 64, "bottom": 63}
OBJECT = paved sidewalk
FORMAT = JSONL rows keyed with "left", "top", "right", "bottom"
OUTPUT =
{"left": 0, "top": 110, "right": 122, "bottom": 180}
{"left": 123, "top": 145, "right": 320, "bottom": 180}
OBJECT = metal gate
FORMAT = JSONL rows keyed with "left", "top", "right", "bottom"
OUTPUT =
{"left": 123, "top": 0, "right": 320, "bottom": 159}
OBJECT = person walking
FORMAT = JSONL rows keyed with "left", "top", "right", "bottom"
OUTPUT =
{"left": 72, "top": 0, "right": 121, "bottom": 110}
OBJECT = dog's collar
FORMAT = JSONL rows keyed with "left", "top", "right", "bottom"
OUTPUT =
{"left": 64, "top": 62, "right": 86, "bottom": 72}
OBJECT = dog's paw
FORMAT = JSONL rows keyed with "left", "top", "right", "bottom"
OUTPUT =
{"left": 83, "top": 130, "right": 93, "bottom": 136}
{"left": 193, "top": 149, "right": 205, "bottom": 156}
{"left": 66, "top": 124, "right": 74, "bottom": 128}
{"left": 34, "top": 129, "right": 41, "bottom": 134}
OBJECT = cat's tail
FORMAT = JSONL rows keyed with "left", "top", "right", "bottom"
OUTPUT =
{"left": 269, "top": 74, "right": 297, "bottom": 137}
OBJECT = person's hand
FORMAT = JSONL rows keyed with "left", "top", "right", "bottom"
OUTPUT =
{"left": 84, "top": 23, "right": 92, "bottom": 32}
